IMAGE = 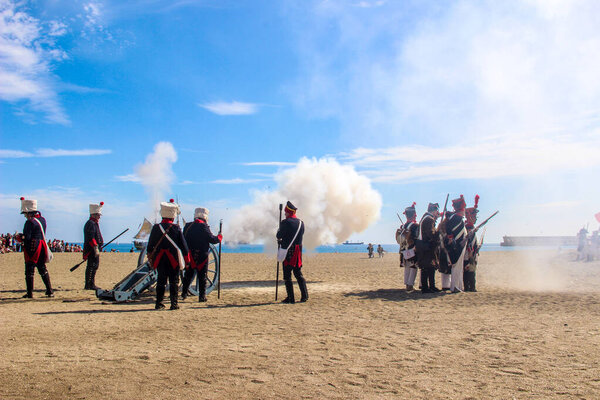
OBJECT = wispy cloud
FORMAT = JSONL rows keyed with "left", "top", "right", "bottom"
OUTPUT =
{"left": 210, "top": 178, "right": 267, "bottom": 184}
{"left": 199, "top": 101, "right": 259, "bottom": 116}
{"left": 0, "top": 0, "right": 70, "bottom": 124}
{"left": 0, "top": 148, "right": 112, "bottom": 158}
{"left": 115, "top": 173, "right": 141, "bottom": 183}
{"left": 242, "top": 161, "right": 296, "bottom": 167}
{"left": 341, "top": 133, "right": 600, "bottom": 183}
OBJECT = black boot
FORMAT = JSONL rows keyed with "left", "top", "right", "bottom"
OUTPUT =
{"left": 89, "top": 268, "right": 99, "bottom": 290}
{"left": 41, "top": 273, "right": 54, "bottom": 297}
{"left": 23, "top": 275, "right": 33, "bottom": 298}
{"left": 155, "top": 286, "right": 165, "bottom": 310}
{"left": 282, "top": 281, "right": 295, "bottom": 304}
{"left": 84, "top": 266, "right": 92, "bottom": 290}
{"left": 181, "top": 270, "right": 193, "bottom": 300}
{"left": 297, "top": 276, "right": 309, "bottom": 302}
{"left": 170, "top": 289, "right": 179, "bottom": 310}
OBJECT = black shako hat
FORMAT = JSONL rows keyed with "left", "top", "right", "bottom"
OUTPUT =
{"left": 403, "top": 202, "right": 416, "bottom": 219}
{"left": 285, "top": 201, "right": 297, "bottom": 214}
{"left": 427, "top": 203, "right": 439, "bottom": 212}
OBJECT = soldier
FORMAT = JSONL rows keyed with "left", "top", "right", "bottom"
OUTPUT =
{"left": 377, "top": 244, "right": 384, "bottom": 258}
{"left": 16, "top": 197, "right": 54, "bottom": 298}
{"left": 443, "top": 195, "right": 468, "bottom": 293}
{"left": 463, "top": 195, "right": 480, "bottom": 292}
{"left": 147, "top": 199, "right": 190, "bottom": 310}
{"left": 83, "top": 202, "right": 104, "bottom": 290}
{"left": 417, "top": 202, "right": 441, "bottom": 293}
{"left": 576, "top": 227, "right": 588, "bottom": 261}
{"left": 276, "top": 201, "right": 308, "bottom": 303}
{"left": 367, "top": 243, "right": 374, "bottom": 258}
{"left": 181, "top": 207, "right": 222, "bottom": 302}
{"left": 396, "top": 202, "right": 419, "bottom": 291}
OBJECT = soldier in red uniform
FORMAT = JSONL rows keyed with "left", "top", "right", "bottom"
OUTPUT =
{"left": 276, "top": 201, "right": 307, "bottom": 303}
{"left": 16, "top": 197, "right": 54, "bottom": 298}
{"left": 83, "top": 202, "right": 104, "bottom": 290}
{"left": 181, "top": 207, "right": 222, "bottom": 302}
{"left": 147, "top": 199, "right": 190, "bottom": 310}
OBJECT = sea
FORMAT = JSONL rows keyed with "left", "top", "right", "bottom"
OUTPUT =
{"left": 85, "top": 243, "right": 575, "bottom": 254}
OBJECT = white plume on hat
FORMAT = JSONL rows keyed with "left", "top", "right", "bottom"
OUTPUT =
{"left": 160, "top": 199, "right": 180, "bottom": 219}
{"left": 20, "top": 197, "right": 37, "bottom": 214}
{"left": 89, "top": 202, "right": 104, "bottom": 215}
{"left": 194, "top": 207, "right": 209, "bottom": 221}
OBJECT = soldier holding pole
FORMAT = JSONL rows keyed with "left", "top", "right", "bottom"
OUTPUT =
{"left": 276, "top": 201, "right": 308, "bottom": 303}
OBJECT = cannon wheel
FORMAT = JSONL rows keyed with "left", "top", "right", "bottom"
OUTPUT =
{"left": 137, "top": 243, "right": 220, "bottom": 296}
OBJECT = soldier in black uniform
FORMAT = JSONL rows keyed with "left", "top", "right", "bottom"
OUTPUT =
{"left": 83, "top": 202, "right": 104, "bottom": 290}
{"left": 417, "top": 202, "right": 441, "bottom": 293}
{"left": 181, "top": 207, "right": 222, "bottom": 302}
{"left": 16, "top": 197, "right": 54, "bottom": 298}
{"left": 444, "top": 195, "right": 468, "bottom": 293}
{"left": 397, "top": 203, "right": 419, "bottom": 291}
{"left": 463, "top": 195, "right": 480, "bottom": 292}
{"left": 276, "top": 201, "right": 308, "bottom": 303}
{"left": 147, "top": 199, "right": 190, "bottom": 310}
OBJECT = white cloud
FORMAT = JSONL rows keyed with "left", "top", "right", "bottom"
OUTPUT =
{"left": 0, "top": 0, "right": 70, "bottom": 124}
{"left": 342, "top": 133, "right": 600, "bottom": 183}
{"left": 199, "top": 101, "right": 259, "bottom": 116}
{"left": 0, "top": 148, "right": 112, "bottom": 158}
{"left": 115, "top": 173, "right": 141, "bottom": 183}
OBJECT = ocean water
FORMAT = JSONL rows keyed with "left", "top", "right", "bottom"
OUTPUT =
{"left": 79, "top": 242, "right": 576, "bottom": 254}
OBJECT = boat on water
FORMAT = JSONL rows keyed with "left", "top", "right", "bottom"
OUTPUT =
{"left": 342, "top": 240, "right": 364, "bottom": 245}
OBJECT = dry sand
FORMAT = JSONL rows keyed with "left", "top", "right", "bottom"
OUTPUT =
{"left": 1, "top": 249, "right": 600, "bottom": 399}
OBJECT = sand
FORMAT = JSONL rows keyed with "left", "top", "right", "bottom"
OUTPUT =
{"left": 1, "top": 249, "right": 599, "bottom": 399}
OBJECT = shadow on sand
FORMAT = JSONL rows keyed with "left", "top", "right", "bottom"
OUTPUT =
{"left": 345, "top": 288, "right": 449, "bottom": 302}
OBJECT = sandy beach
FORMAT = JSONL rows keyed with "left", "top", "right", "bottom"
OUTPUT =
{"left": 1, "top": 250, "right": 599, "bottom": 399}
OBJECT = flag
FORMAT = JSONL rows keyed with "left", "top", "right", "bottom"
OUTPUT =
{"left": 595, "top": 212, "right": 600, "bottom": 224}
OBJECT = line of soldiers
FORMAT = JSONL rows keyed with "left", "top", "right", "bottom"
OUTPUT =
{"left": 576, "top": 227, "right": 600, "bottom": 262}
{"left": 396, "top": 195, "right": 482, "bottom": 294}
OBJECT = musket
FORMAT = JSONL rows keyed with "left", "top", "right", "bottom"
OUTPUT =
{"left": 396, "top": 212, "right": 404, "bottom": 225}
{"left": 473, "top": 210, "right": 499, "bottom": 234}
{"left": 70, "top": 228, "right": 130, "bottom": 271}
{"left": 275, "top": 203, "right": 283, "bottom": 301}
{"left": 217, "top": 219, "right": 223, "bottom": 299}
{"left": 436, "top": 193, "right": 450, "bottom": 234}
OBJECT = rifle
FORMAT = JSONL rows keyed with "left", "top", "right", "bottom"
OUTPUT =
{"left": 396, "top": 212, "right": 404, "bottom": 225}
{"left": 70, "top": 228, "right": 129, "bottom": 272}
{"left": 472, "top": 211, "right": 499, "bottom": 235}
{"left": 437, "top": 193, "right": 450, "bottom": 232}
{"left": 275, "top": 204, "right": 283, "bottom": 301}
{"left": 217, "top": 219, "right": 223, "bottom": 299}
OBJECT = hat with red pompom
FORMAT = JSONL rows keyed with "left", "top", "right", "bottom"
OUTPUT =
{"left": 160, "top": 198, "right": 180, "bottom": 219}
{"left": 89, "top": 201, "right": 104, "bottom": 215}
{"left": 20, "top": 197, "right": 37, "bottom": 214}
{"left": 465, "top": 195, "right": 480, "bottom": 228}
{"left": 403, "top": 202, "right": 417, "bottom": 219}
{"left": 451, "top": 195, "right": 466, "bottom": 211}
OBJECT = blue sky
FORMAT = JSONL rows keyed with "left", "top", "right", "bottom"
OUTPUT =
{"left": 1, "top": 0, "right": 600, "bottom": 244}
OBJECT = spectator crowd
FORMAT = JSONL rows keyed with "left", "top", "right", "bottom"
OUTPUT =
{"left": 1, "top": 233, "right": 82, "bottom": 254}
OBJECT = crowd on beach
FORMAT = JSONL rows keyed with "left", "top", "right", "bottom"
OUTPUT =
{"left": 577, "top": 227, "right": 600, "bottom": 261}
{"left": 0, "top": 233, "right": 82, "bottom": 254}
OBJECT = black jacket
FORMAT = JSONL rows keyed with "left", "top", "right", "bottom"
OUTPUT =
{"left": 417, "top": 213, "right": 439, "bottom": 269}
{"left": 444, "top": 212, "right": 467, "bottom": 264}
{"left": 83, "top": 218, "right": 103, "bottom": 255}
{"left": 276, "top": 217, "right": 304, "bottom": 250}
{"left": 147, "top": 221, "right": 189, "bottom": 269}
{"left": 23, "top": 216, "right": 46, "bottom": 259}
{"left": 183, "top": 220, "right": 220, "bottom": 265}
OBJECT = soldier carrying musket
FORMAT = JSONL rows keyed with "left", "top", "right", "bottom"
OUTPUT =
{"left": 443, "top": 195, "right": 468, "bottom": 293}
{"left": 396, "top": 202, "right": 419, "bottom": 291}
{"left": 276, "top": 201, "right": 308, "bottom": 304}
{"left": 463, "top": 195, "right": 480, "bottom": 292}
{"left": 416, "top": 202, "right": 441, "bottom": 293}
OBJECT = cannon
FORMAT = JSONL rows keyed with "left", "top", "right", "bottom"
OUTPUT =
{"left": 96, "top": 243, "right": 220, "bottom": 302}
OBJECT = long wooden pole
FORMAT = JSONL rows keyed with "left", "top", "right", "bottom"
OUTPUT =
{"left": 70, "top": 228, "right": 129, "bottom": 272}
{"left": 217, "top": 219, "right": 223, "bottom": 299}
{"left": 275, "top": 203, "right": 283, "bottom": 301}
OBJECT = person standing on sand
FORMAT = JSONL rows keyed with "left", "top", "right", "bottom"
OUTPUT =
{"left": 276, "top": 201, "right": 308, "bottom": 303}
{"left": 83, "top": 202, "right": 104, "bottom": 290}
{"left": 15, "top": 197, "right": 54, "bottom": 298}
{"left": 367, "top": 243, "right": 374, "bottom": 258}
{"left": 417, "top": 202, "right": 441, "bottom": 294}
{"left": 181, "top": 207, "right": 222, "bottom": 302}
{"left": 397, "top": 202, "right": 419, "bottom": 291}
{"left": 463, "top": 195, "right": 480, "bottom": 292}
{"left": 443, "top": 195, "right": 468, "bottom": 293}
{"left": 377, "top": 244, "right": 384, "bottom": 258}
{"left": 147, "top": 199, "right": 190, "bottom": 310}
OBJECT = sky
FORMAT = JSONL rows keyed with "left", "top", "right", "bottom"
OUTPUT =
{"left": 1, "top": 0, "right": 600, "bottom": 245}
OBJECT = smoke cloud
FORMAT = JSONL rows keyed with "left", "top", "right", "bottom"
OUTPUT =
{"left": 227, "top": 157, "right": 382, "bottom": 249}
{"left": 134, "top": 142, "right": 178, "bottom": 214}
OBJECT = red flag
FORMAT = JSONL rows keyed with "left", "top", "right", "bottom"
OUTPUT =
{"left": 595, "top": 212, "right": 600, "bottom": 224}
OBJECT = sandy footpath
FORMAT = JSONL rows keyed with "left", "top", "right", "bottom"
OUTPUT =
{"left": 1, "top": 249, "right": 599, "bottom": 399}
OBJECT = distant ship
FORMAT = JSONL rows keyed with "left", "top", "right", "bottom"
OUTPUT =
{"left": 342, "top": 240, "right": 364, "bottom": 245}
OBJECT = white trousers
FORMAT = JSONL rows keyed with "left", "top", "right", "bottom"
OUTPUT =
{"left": 404, "top": 266, "right": 417, "bottom": 286}
{"left": 441, "top": 273, "right": 451, "bottom": 289}
{"left": 450, "top": 247, "right": 466, "bottom": 292}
